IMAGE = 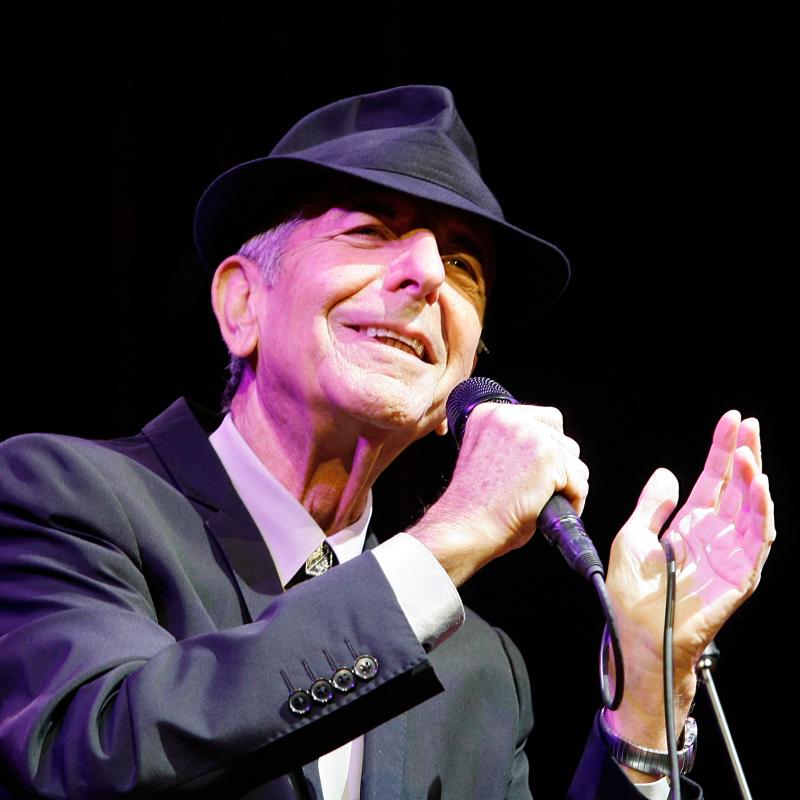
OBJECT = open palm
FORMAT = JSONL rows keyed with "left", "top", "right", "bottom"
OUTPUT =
{"left": 608, "top": 410, "right": 775, "bottom": 674}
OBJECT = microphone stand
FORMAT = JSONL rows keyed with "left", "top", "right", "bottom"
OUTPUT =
{"left": 696, "top": 641, "right": 753, "bottom": 800}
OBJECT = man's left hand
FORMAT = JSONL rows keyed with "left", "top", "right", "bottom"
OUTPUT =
{"left": 604, "top": 410, "right": 775, "bottom": 752}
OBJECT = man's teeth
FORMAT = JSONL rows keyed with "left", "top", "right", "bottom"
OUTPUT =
{"left": 362, "top": 327, "right": 425, "bottom": 359}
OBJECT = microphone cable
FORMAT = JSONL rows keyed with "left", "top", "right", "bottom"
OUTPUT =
{"left": 661, "top": 538, "right": 681, "bottom": 799}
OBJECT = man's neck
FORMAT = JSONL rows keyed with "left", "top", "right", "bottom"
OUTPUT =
{"left": 229, "top": 386, "right": 400, "bottom": 535}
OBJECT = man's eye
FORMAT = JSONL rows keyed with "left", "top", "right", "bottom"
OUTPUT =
{"left": 349, "top": 225, "right": 389, "bottom": 238}
{"left": 444, "top": 256, "right": 478, "bottom": 279}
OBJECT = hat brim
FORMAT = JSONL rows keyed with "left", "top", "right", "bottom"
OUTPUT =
{"left": 194, "top": 156, "right": 570, "bottom": 338}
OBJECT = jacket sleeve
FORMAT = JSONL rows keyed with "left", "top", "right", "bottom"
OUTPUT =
{"left": 0, "top": 434, "right": 442, "bottom": 799}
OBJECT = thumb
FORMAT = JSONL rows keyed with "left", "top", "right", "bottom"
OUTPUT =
{"left": 627, "top": 467, "right": 680, "bottom": 536}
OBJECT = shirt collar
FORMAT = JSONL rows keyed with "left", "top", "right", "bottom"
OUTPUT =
{"left": 209, "top": 413, "right": 372, "bottom": 587}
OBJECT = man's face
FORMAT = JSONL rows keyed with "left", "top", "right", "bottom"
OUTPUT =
{"left": 249, "top": 187, "right": 490, "bottom": 442}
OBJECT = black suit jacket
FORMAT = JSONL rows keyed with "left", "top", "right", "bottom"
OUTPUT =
{"left": 0, "top": 399, "right": 701, "bottom": 798}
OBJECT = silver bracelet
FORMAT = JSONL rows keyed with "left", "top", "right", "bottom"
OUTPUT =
{"left": 599, "top": 708, "right": 697, "bottom": 776}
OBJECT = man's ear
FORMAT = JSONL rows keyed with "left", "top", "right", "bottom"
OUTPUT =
{"left": 211, "top": 256, "right": 262, "bottom": 358}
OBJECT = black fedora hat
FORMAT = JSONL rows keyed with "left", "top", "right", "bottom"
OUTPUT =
{"left": 194, "top": 85, "right": 570, "bottom": 336}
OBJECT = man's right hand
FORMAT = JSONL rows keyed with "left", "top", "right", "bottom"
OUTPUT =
{"left": 408, "top": 403, "right": 589, "bottom": 586}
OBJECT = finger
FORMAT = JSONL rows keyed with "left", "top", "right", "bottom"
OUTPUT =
{"left": 562, "top": 435, "right": 581, "bottom": 458}
{"left": 743, "top": 473, "right": 776, "bottom": 581}
{"left": 628, "top": 467, "right": 680, "bottom": 536}
{"left": 561, "top": 460, "right": 590, "bottom": 516}
{"left": 685, "top": 410, "right": 741, "bottom": 510}
{"left": 719, "top": 446, "right": 758, "bottom": 520}
{"left": 737, "top": 417, "right": 762, "bottom": 471}
{"left": 565, "top": 444, "right": 590, "bottom": 481}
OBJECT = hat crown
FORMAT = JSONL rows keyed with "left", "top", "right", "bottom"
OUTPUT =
{"left": 268, "top": 85, "right": 498, "bottom": 215}
{"left": 271, "top": 85, "right": 480, "bottom": 171}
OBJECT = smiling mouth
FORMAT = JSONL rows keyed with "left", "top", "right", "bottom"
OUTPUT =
{"left": 356, "top": 326, "right": 428, "bottom": 361}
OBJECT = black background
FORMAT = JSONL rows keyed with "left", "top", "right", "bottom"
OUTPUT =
{"left": 5, "top": 9, "right": 793, "bottom": 798}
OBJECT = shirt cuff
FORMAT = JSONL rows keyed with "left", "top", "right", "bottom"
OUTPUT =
{"left": 372, "top": 532, "right": 465, "bottom": 650}
{"left": 633, "top": 778, "right": 670, "bottom": 800}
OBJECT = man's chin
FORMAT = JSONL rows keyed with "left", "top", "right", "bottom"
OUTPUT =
{"left": 325, "top": 372, "right": 440, "bottom": 434}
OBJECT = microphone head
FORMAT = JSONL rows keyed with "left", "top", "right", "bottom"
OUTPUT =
{"left": 446, "top": 377, "right": 518, "bottom": 446}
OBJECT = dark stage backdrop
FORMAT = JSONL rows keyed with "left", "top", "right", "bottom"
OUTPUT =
{"left": 5, "top": 12, "right": 791, "bottom": 798}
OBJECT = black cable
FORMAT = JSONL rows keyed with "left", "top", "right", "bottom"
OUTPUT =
{"left": 661, "top": 539, "right": 681, "bottom": 799}
{"left": 593, "top": 574, "right": 624, "bottom": 710}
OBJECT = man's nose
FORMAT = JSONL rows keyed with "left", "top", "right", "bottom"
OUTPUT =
{"left": 384, "top": 230, "right": 445, "bottom": 305}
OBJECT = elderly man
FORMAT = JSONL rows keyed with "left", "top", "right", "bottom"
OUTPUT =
{"left": 0, "top": 86, "right": 774, "bottom": 799}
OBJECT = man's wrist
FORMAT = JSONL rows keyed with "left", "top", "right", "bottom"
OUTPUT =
{"left": 605, "top": 654, "right": 697, "bottom": 750}
{"left": 405, "top": 511, "right": 489, "bottom": 587}
{"left": 599, "top": 708, "right": 698, "bottom": 777}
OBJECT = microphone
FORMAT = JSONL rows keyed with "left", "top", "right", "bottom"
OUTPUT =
{"left": 446, "top": 377, "right": 604, "bottom": 581}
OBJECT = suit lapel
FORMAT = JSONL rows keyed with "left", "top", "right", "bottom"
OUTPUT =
{"left": 141, "top": 398, "right": 283, "bottom": 622}
{"left": 203, "top": 499, "right": 284, "bottom": 621}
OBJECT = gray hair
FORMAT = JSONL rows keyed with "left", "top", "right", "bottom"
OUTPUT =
{"left": 220, "top": 213, "right": 307, "bottom": 410}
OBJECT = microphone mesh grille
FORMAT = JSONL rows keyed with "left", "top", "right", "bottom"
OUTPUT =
{"left": 446, "top": 377, "right": 518, "bottom": 446}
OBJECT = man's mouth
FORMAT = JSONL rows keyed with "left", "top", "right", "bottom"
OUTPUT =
{"left": 358, "top": 326, "right": 427, "bottom": 361}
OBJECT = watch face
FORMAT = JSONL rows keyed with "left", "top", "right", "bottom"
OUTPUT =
{"left": 681, "top": 716, "right": 698, "bottom": 747}
{"left": 679, "top": 717, "right": 698, "bottom": 774}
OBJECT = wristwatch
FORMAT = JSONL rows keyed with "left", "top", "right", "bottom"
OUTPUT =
{"left": 599, "top": 709, "right": 697, "bottom": 776}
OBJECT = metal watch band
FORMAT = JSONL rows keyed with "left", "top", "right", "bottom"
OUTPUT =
{"left": 599, "top": 709, "right": 697, "bottom": 776}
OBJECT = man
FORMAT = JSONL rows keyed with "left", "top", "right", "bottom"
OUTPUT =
{"left": 0, "top": 86, "right": 774, "bottom": 798}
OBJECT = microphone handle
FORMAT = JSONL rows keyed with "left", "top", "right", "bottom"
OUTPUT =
{"left": 538, "top": 494, "right": 604, "bottom": 580}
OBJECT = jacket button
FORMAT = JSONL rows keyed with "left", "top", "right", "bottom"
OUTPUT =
{"left": 353, "top": 655, "right": 379, "bottom": 680}
{"left": 288, "top": 689, "right": 313, "bottom": 715}
{"left": 310, "top": 678, "right": 335, "bottom": 704}
{"left": 332, "top": 667, "right": 357, "bottom": 692}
